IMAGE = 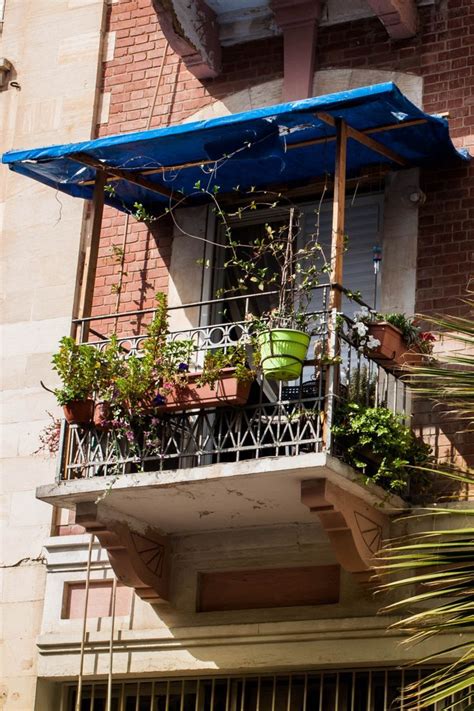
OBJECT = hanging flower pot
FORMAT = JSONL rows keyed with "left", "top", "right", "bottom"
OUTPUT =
{"left": 156, "top": 368, "right": 252, "bottom": 411}
{"left": 257, "top": 329, "right": 310, "bottom": 381}
{"left": 63, "top": 399, "right": 95, "bottom": 425}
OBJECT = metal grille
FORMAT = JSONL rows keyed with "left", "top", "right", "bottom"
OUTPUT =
{"left": 63, "top": 670, "right": 474, "bottom": 711}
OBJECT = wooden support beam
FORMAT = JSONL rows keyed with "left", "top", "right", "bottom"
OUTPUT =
{"left": 316, "top": 112, "right": 408, "bottom": 166}
{"left": 77, "top": 171, "right": 106, "bottom": 341}
{"left": 324, "top": 119, "right": 347, "bottom": 450}
{"left": 329, "top": 118, "right": 347, "bottom": 312}
{"left": 78, "top": 118, "right": 426, "bottom": 188}
{"left": 367, "top": 0, "right": 419, "bottom": 40}
{"left": 70, "top": 151, "right": 177, "bottom": 202}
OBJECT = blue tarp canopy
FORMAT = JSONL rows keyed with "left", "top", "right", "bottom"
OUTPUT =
{"left": 2, "top": 83, "right": 469, "bottom": 215}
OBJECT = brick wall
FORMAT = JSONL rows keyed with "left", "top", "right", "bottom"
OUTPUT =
{"left": 90, "top": 0, "right": 473, "bottom": 329}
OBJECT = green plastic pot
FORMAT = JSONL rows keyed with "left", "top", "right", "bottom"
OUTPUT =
{"left": 258, "top": 329, "right": 310, "bottom": 381}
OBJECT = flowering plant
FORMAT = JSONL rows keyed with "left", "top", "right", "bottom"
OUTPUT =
{"left": 348, "top": 307, "right": 436, "bottom": 356}
{"left": 349, "top": 306, "right": 381, "bottom": 352}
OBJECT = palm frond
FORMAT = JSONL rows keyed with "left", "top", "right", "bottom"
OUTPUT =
{"left": 378, "top": 300, "right": 474, "bottom": 708}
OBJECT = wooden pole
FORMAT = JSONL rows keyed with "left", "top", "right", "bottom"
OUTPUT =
{"left": 76, "top": 171, "right": 106, "bottom": 342}
{"left": 329, "top": 118, "right": 347, "bottom": 311}
{"left": 75, "top": 534, "right": 94, "bottom": 711}
{"left": 325, "top": 118, "right": 347, "bottom": 452}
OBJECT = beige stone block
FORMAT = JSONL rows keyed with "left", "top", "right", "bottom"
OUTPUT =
{"left": 3, "top": 599, "right": 44, "bottom": 640}
{"left": 0, "top": 355, "right": 28, "bottom": 391}
{"left": 69, "top": 0, "right": 103, "bottom": 7}
{"left": 2, "top": 634, "right": 40, "bottom": 676}
{"left": 0, "top": 423, "right": 20, "bottom": 458}
{"left": 103, "top": 30, "right": 116, "bottom": 62}
{"left": 0, "top": 388, "right": 57, "bottom": 425}
{"left": 2, "top": 565, "right": 46, "bottom": 603}
{"left": 30, "top": 284, "right": 77, "bottom": 321}
{"left": 0, "top": 292, "right": 33, "bottom": 324}
{"left": 97, "top": 90, "right": 111, "bottom": 124}
{"left": 0, "top": 317, "right": 71, "bottom": 358}
{"left": 58, "top": 30, "right": 102, "bottom": 64}
{"left": 24, "top": 352, "right": 60, "bottom": 390}
{"left": 1, "top": 525, "right": 50, "bottom": 566}
{"left": 9, "top": 490, "right": 52, "bottom": 528}
{"left": 1, "top": 457, "right": 56, "bottom": 493}
{"left": 0, "top": 674, "right": 38, "bottom": 711}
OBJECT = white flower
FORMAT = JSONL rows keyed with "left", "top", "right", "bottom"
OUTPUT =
{"left": 366, "top": 335, "right": 381, "bottom": 350}
{"left": 355, "top": 322, "right": 368, "bottom": 337}
{"left": 354, "top": 307, "right": 370, "bottom": 320}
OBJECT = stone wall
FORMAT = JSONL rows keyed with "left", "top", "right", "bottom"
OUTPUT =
{"left": 0, "top": 1, "right": 106, "bottom": 708}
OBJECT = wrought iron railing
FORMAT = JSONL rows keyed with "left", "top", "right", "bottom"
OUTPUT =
{"left": 58, "top": 287, "right": 407, "bottom": 481}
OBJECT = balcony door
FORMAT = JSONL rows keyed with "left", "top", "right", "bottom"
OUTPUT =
{"left": 209, "top": 194, "right": 383, "bottom": 328}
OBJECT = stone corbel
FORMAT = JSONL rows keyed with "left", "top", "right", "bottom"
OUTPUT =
{"left": 366, "top": 0, "right": 419, "bottom": 40}
{"left": 301, "top": 478, "right": 389, "bottom": 584}
{"left": 76, "top": 503, "right": 170, "bottom": 604}
{"left": 270, "top": 0, "right": 321, "bottom": 102}
{"left": 0, "top": 58, "right": 13, "bottom": 90}
{"left": 152, "top": 0, "right": 221, "bottom": 79}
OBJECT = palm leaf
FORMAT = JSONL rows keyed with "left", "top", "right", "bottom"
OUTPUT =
{"left": 378, "top": 301, "right": 474, "bottom": 708}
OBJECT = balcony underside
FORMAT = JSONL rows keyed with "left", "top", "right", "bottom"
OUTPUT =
{"left": 37, "top": 454, "right": 405, "bottom": 603}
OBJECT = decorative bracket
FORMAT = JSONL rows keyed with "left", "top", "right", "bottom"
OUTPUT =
{"left": 301, "top": 478, "right": 389, "bottom": 584}
{"left": 152, "top": 0, "right": 221, "bottom": 79}
{"left": 270, "top": 0, "right": 321, "bottom": 101}
{"left": 366, "top": 0, "right": 419, "bottom": 40}
{"left": 0, "top": 58, "right": 13, "bottom": 90}
{"left": 76, "top": 503, "right": 170, "bottom": 604}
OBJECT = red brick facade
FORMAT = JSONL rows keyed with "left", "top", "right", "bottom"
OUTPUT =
{"left": 90, "top": 0, "right": 473, "bottom": 330}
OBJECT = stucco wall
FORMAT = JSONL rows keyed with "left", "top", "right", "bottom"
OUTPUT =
{"left": 0, "top": 1, "right": 105, "bottom": 708}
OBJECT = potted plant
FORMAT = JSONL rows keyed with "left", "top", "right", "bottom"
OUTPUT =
{"left": 51, "top": 337, "right": 101, "bottom": 424}
{"left": 113, "top": 293, "right": 254, "bottom": 416}
{"left": 157, "top": 345, "right": 255, "bottom": 411}
{"left": 350, "top": 307, "right": 435, "bottom": 370}
{"left": 332, "top": 402, "right": 432, "bottom": 496}
{"left": 221, "top": 207, "right": 326, "bottom": 381}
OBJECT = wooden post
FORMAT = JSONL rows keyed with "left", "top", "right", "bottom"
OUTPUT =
{"left": 329, "top": 118, "right": 347, "bottom": 312}
{"left": 325, "top": 119, "right": 347, "bottom": 451}
{"left": 76, "top": 171, "right": 106, "bottom": 342}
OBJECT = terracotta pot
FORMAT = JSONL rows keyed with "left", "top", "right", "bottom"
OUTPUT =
{"left": 93, "top": 401, "right": 111, "bottom": 429}
{"left": 63, "top": 399, "right": 94, "bottom": 425}
{"left": 366, "top": 322, "right": 404, "bottom": 366}
{"left": 157, "top": 368, "right": 251, "bottom": 411}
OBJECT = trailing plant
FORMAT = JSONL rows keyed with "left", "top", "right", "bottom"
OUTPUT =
{"left": 35, "top": 413, "right": 61, "bottom": 455}
{"left": 332, "top": 402, "right": 431, "bottom": 494}
{"left": 52, "top": 337, "right": 102, "bottom": 405}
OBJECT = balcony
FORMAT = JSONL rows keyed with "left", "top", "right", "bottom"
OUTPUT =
{"left": 37, "top": 288, "right": 416, "bottom": 605}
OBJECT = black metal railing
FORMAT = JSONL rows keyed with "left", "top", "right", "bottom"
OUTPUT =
{"left": 58, "top": 287, "right": 407, "bottom": 481}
